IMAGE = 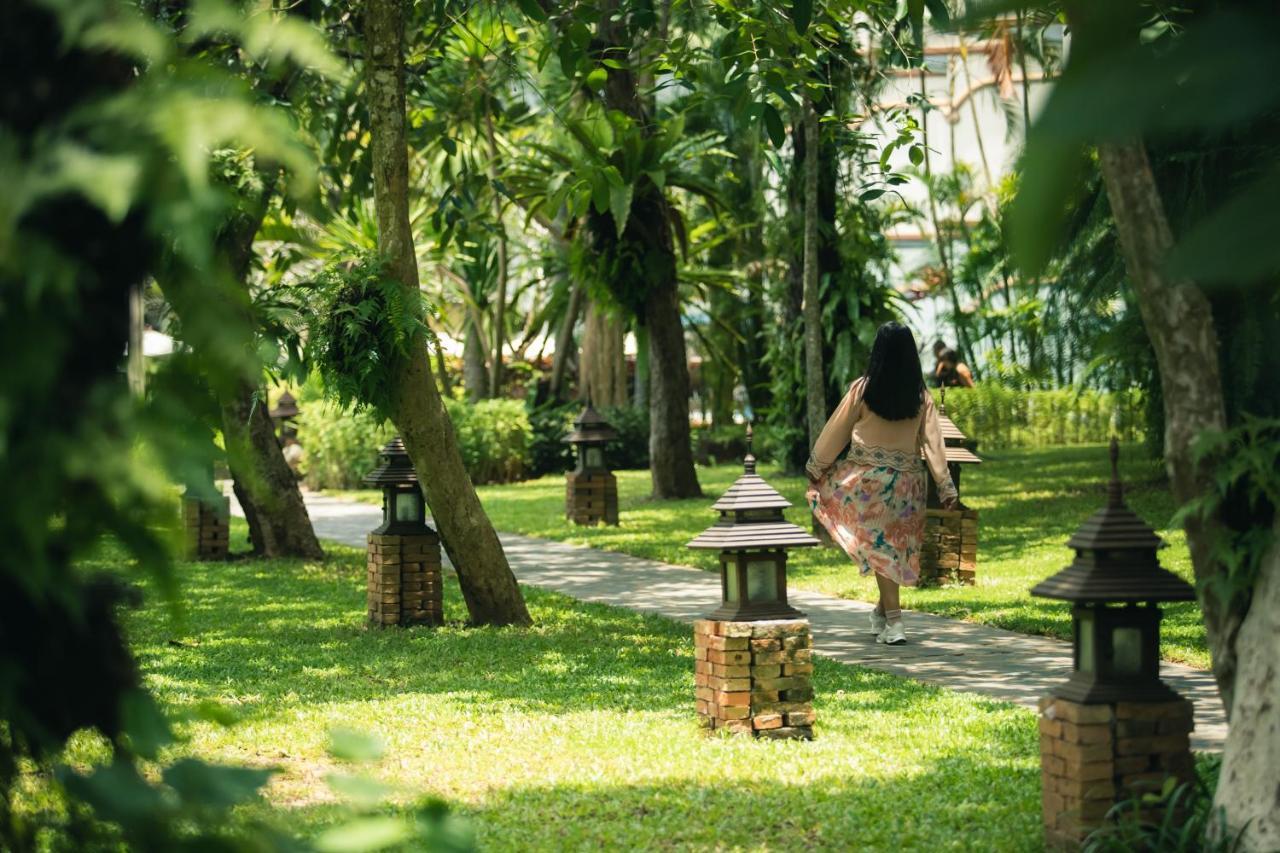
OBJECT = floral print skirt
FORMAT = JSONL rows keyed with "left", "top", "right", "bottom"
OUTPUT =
{"left": 805, "top": 444, "right": 927, "bottom": 587}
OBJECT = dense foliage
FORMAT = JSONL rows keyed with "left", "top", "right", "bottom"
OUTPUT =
{"left": 934, "top": 387, "right": 1146, "bottom": 450}
{"left": 299, "top": 398, "right": 532, "bottom": 489}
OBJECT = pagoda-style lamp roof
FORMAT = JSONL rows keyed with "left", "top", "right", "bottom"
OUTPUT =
{"left": 688, "top": 428, "right": 819, "bottom": 552}
{"left": 363, "top": 436, "right": 420, "bottom": 487}
{"left": 563, "top": 404, "right": 618, "bottom": 445}
{"left": 1031, "top": 440, "right": 1194, "bottom": 604}
{"left": 269, "top": 390, "right": 299, "bottom": 420}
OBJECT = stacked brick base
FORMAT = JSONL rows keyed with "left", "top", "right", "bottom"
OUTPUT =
{"left": 919, "top": 507, "right": 978, "bottom": 586}
{"left": 181, "top": 495, "right": 229, "bottom": 561}
{"left": 565, "top": 471, "right": 618, "bottom": 526}
{"left": 367, "top": 533, "right": 443, "bottom": 627}
{"left": 693, "top": 619, "right": 815, "bottom": 739}
{"left": 1039, "top": 695, "right": 1195, "bottom": 848}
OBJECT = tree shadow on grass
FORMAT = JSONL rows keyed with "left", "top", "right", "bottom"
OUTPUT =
{"left": 264, "top": 747, "right": 1041, "bottom": 853}
{"left": 128, "top": 549, "right": 961, "bottom": 724}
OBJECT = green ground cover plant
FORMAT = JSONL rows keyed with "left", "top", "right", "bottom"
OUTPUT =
{"left": 379, "top": 443, "right": 1205, "bottom": 669}
{"left": 52, "top": 530, "right": 1042, "bottom": 851}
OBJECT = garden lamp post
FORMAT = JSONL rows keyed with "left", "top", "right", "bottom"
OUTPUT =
{"left": 1030, "top": 439, "right": 1196, "bottom": 703}
{"left": 364, "top": 436, "right": 430, "bottom": 536}
{"left": 362, "top": 436, "right": 442, "bottom": 626}
{"left": 180, "top": 458, "right": 229, "bottom": 561}
{"left": 1031, "top": 439, "right": 1197, "bottom": 846}
{"left": 919, "top": 388, "right": 982, "bottom": 586}
{"left": 563, "top": 404, "right": 619, "bottom": 525}
{"left": 269, "top": 390, "right": 299, "bottom": 435}
{"left": 928, "top": 387, "right": 982, "bottom": 506}
{"left": 688, "top": 426, "right": 818, "bottom": 620}
{"left": 688, "top": 425, "right": 819, "bottom": 739}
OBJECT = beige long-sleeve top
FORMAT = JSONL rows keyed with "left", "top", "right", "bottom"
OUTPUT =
{"left": 805, "top": 377, "right": 958, "bottom": 503}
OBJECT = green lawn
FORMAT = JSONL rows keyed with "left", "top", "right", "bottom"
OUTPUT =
{"left": 65, "top": 531, "right": 1042, "bottom": 851}
{"left": 379, "top": 443, "right": 1206, "bottom": 670}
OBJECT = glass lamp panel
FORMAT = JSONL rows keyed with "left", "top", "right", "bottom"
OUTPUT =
{"left": 1113, "top": 626, "right": 1144, "bottom": 675}
{"left": 746, "top": 559, "right": 778, "bottom": 603}
{"left": 395, "top": 489, "right": 420, "bottom": 522}
{"left": 585, "top": 446, "right": 604, "bottom": 468}
{"left": 1077, "top": 611, "right": 1096, "bottom": 673}
{"left": 724, "top": 560, "right": 740, "bottom": 603}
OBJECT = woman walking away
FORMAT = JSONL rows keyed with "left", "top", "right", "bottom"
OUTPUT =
{"left": 805, "top": 322, "right": 958, "bottom": 645}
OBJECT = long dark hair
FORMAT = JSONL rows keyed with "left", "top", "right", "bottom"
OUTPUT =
{"left": 862, "top": 322, "right": 925, "bottom": 421}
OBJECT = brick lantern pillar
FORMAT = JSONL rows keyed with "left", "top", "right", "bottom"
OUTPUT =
{"left": 564, "top": 405, "right": 619, "bottom": 526}
{"left": 181, "top": 463, "right": 228, "bottom": 561}
{"left": 688, "top": 426, "right": 820, "bottom": 739}
{"left": 1031, "top": 440, "right": 1197, "bottom": 847}
{"left": 363, "top": 437, "right": 443, "bottom": 627}
{"left": 920, "top": 389, "right": 981, "bottom": 586}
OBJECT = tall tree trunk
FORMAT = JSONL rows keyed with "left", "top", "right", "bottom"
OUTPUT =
{"left": 1098, "top": 141, "right": 1234, "bottom": 696}
{"left": 633, "top": 323, "right": 649, "bottom": 410}
{"left": 219, "top": 388, "right": 323, "bottom": 559}
{"left": 1214, "top": 518, "right": 1280, "bottom": 851}
{"left": 802, "top": 102, "right": 825, "bottom": 450}
{"left": 484, "top": 109, "right": 508, "bottom": 397}
{"left": 645, "top": 272, "right": 700, "bottom": 497}
{"left": 593, "top": 1, "right": 699, "bottom": 498}
{"left": 463, "top": 311, "right": 488, "bottom": 401}
{"left": 1095, "top": 140, "right": 1279, "bottom": 848}
{"left": 365, "top": 0, "right": 529, "bottom": 626}
{"left": 128, "top": 283, "right": 145, "bottom": 397}
{"left": 548, "top": 277, "right": 583, "bottom": 401}
{"left": 580, "top": 299, "right": 627, "bottom": 407}
{"left": 183, "top": 173, "right": 323, "bottom": 560}
{"left": 433, "top": 336, "right": 453, "bottom": 397}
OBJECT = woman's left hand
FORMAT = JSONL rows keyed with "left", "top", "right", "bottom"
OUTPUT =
{"left": 942, "top": 495, "right": 959, "bottom": 511}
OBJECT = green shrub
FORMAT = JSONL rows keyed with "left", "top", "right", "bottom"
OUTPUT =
{"left": 694, "top": 424, "right": 749, "bottom": 465}
{"left": 298, "top": 398, "right": 532, "bottom": 489}
{"left": 526, "top": 402, "right": 577, "bottom": 477}
{"left": 296, "top": 403, "right": 393, "bottom": 490}
{"left": 442, "top": 398, "right": 530, "bottom": 485}
{"left": 931, "top": 386, "right": 1146, "bottom": 450}
{"left": 599, "top": 405, "right": 650, "bottom": 470}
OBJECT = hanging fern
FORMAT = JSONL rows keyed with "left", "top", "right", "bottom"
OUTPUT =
{"left": 305, "top": 252, "right": 430, "bottom": 418}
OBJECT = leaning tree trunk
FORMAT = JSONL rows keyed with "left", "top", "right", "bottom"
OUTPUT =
{"left": 195, "top": 173, "right": 322, "bottom": 560}
{"left": 365, "top": 0, "right": 529, "bottom": 626}
{"left": 801, "top": 102, "right": 825, "bottom": 451}
{"left": 1097, "top": 141, "right": 1277, "bottom": 847}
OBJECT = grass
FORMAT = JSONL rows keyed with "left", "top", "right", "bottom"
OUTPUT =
{"left": 68, "top": 527, "right": 1042, "bottom": 851}
{"left": 336, "top": 443, "right": 1208, "bottom": 670}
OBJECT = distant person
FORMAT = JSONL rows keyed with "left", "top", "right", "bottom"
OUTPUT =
{"left": 805, "top": 322, "right": 958, "bottom": 646}
{"left": 934, "top": 347, "right": 975, "bottom": 388}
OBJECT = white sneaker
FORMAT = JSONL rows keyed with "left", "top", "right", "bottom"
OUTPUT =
{"left": 870, "top": 609, "right": 887, "bottom": 635}
{"left": 876, "top": 620, "right": 907, "bottom": 645}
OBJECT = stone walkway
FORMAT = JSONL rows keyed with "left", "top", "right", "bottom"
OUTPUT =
{"left": 272, "top": 493, "right": 1228, "bottom": 751}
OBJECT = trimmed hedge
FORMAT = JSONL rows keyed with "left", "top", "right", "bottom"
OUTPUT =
{"left": 296, "top": 398, "right": 531, "bottom": 489}
{"left": 930, "top": 386, "right": 1146, "bottom": 450}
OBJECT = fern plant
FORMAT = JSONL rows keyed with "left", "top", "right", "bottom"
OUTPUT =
{"left": 304, "top": 252, "right": 430, "bottom": 418}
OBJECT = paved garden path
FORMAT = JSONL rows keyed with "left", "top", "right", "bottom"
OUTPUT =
{"left": 270, "top": 492, "right": 1228, "bottom": 751}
